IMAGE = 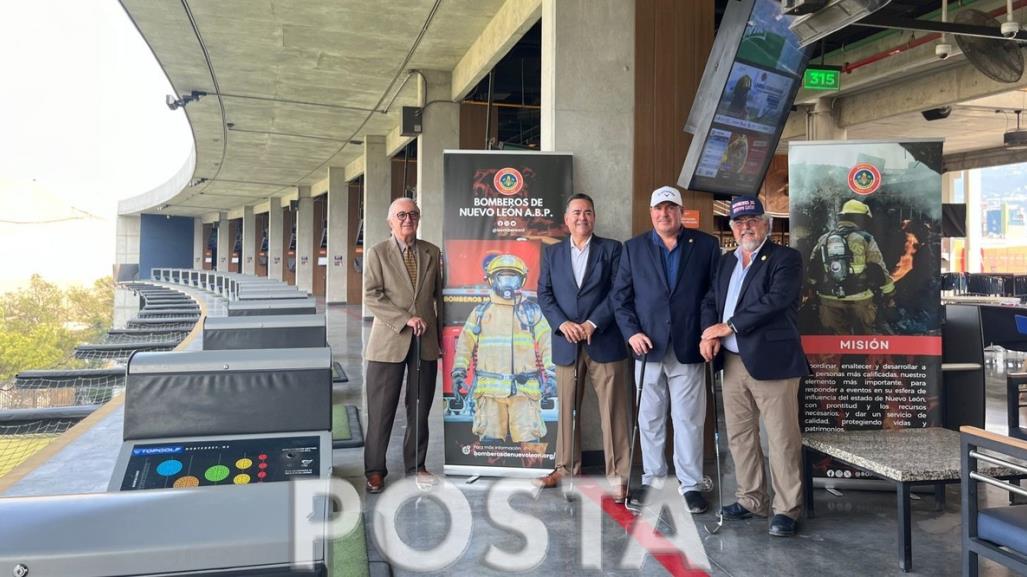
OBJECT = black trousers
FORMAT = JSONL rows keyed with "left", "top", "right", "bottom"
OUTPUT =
{"left": 363, "top": 342, "right": 437, "bottom": 478}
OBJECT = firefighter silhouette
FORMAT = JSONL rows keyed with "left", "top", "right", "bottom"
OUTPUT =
{"left": 451, "top": 254, "right": 556, "bottom": 449}
{"left": 807, "top": 199, "right": 896, "bottom": 334}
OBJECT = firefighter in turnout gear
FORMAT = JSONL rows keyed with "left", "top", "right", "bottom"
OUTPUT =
{"left": 807, "top": 199, "right": 895, "bottom": 334}
{"left": 452, "top": 254, "right": 557, "bottom": 444}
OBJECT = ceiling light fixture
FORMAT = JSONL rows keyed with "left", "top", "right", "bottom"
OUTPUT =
{"left": 1005, "top": 110, "right": 1027, "bottom": 149}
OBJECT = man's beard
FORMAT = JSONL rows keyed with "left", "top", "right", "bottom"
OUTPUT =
{"left": 739, "top": 233, "right": 766, "bottom": 253}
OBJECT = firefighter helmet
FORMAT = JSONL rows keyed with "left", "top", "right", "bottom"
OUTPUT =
{"left": 486, "top": 254, "right": 527, "bottom": 299}
{"left": 839, "top": 199, "right": 872, "bottom": 218}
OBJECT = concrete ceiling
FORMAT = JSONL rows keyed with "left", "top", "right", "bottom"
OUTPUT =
{"left": 847, "top": 91, "right": 1027, "bottom": 154}
{"left": 120, "top": 0, "right": 507, "bottom": 216}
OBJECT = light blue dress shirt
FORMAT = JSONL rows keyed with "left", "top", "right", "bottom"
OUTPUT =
{"left": 722, "top": 239, "right": 767, "bottom": 353}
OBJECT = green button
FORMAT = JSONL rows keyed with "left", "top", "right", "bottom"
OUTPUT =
{"left": 204, "top": 464, "right": 230, "bottom": 483}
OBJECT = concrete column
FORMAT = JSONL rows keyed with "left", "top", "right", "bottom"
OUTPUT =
{"left": 242, "top": 205, "right": 256, "bottom": 275}
{"left": 216, "top": 212, "right": 230, "bottom": 271}
{"left": 416, "top": 69, "right": 460, "bottom": 249}
{"left": 267, "top": 197, "right": 284, "bottom": 281}
{"left": 811, "top": 97, "right": 847, "bottom": 141}
{"left": 296, "top": 186, "right": 314, "bottom": 294}
{"left": 364, "top": 136, "right": 392, "bottom": 318}
{"left": 541, "top": 0, "right": 635, "bottom": 454}
{"left": 192, "top": 218, "right": 203, "bottom": 270}
{"left": 364, "top": 136, "right": 392, "bottom": 251}
{"left": 967, "top": 169, "right": 982, "bottom": 273}
{"left": 114, "top": 215, "right": 141, "bottom": 329}
{"left": 541, "top": 0, "right": 634, "bottom": 241}
{"left": 326, "top": 167, "right": 350, "bottom": 304}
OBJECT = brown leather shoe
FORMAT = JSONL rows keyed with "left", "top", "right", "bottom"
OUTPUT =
{"left": 366, "top": 473, "right": 384, "bottom": 494}
{"left": 612, "top": 484, "right": 628, "bottom": 504}
{"left": 534, "top": 470, "right": 562, "bottom": 489}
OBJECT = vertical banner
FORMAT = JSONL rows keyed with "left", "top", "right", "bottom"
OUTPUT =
{"left": 441, "top": 151, "right": 572, "bottom": 477}
{"left": 790, "top": 140, "right": 943, "bottom": 481}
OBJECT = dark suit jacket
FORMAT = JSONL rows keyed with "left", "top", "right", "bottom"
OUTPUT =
{"left": 612, "top": 228, "right": 720, "bottom": 364}
{"left": 701, "top": 240, "right": 811, "bottom": 380}
{"left": 538, "top": 235, "right": 627, "bottom": 366}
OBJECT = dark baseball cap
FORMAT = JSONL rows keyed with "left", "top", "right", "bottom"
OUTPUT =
{"left": 729, "top": 196, "right": 764, "bottom": 220}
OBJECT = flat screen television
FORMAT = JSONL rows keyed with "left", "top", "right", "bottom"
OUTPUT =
{"left": 678, "top": 0, "right": 811, "bottom": 197}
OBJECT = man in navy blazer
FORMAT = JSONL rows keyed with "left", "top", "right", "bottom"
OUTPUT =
{"left": 612, "top": 185, "right": 720, "bottom": 514}
{"left": 700, "top": 196, "right": 810, "bottom": 537}
{"left": 535, "top": 193, "right": 630, "bottom": 502}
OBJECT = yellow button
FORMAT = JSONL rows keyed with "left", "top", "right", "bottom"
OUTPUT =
{"left": 233, "top": 474, "right": 251, "bottom": 485}
{"left": 173, "top": 476, "right": 200, "bottom": 489}
{"left": 235, "top": 458, "right": 253, "bottom": 470}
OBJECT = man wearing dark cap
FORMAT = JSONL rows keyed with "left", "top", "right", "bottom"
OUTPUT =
{"left": 700, "top": 196, "right": 810, "bottom": 537}
{"left": 613, "top": 185, "right": 720, "bottom": 514}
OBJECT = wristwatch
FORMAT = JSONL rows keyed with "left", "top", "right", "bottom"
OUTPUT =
{"left": 727, "top": 318, "right": 738, "bottom": 334}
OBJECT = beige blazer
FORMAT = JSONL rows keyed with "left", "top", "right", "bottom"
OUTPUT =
{"left": 363, "top": 237, "right": 443, "bottom": 363}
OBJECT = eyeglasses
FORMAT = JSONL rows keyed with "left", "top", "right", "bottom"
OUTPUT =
{"left": 730, "top": 217, "right": 763, "bottom": 228}
{"left": 395, "top": 211, "right": 420, "bottom": 221}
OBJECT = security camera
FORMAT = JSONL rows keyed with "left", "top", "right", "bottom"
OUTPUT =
{"left": 935, "top": 43, "right": 952, "bottom": 60}
{"left": 1002, "top": 21, "right": 1021, "bottom": 39}
{"left": 165, "top": 94, "right": 180, "bottom": 110}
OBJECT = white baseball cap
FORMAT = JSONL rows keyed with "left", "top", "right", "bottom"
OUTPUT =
{"left": 650, "top": 186, "right": 683, "bottom": 207}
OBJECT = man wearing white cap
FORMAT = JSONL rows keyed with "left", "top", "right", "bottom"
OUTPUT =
{"left": 612, "top": 185, "right": 720, "bottom": 513}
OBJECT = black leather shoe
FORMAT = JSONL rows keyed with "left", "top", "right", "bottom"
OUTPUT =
{"left": 684, "top": 491, "right": 709, "bottom": 514}
{"left": 769, "top": 514, "right": 797, "bottom": 537}
{"left": 626, "top": 484, "right": 652, "bottom": 512}
{"left": 722, "top": 502, "right": 755, "bottom": 520}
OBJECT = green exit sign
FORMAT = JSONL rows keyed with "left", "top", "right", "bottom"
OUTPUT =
{"left": 803, "top": 67, "right": 841, "bottom": 91}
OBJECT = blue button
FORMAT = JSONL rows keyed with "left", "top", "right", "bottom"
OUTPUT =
{"left": 156, "top": 459, "right": 184, "bottom": 477}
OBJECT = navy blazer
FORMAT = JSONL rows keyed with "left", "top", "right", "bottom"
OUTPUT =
{"left": 538, "top": 235, "right": 627, "bottom": 366}
{"left": 612, "top": 228, "right": 720, "bottom": 364}
{"left": 700, "top": 240, "right": 811, "bottom": 380}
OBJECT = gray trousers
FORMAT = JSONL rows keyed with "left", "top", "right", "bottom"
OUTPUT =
{"left": 364, "top": 342, "right": 437, "bottom": 478}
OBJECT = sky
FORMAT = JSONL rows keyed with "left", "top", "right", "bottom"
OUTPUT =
{"left": 0, "top": 1, "right": 193, "bottom": 292}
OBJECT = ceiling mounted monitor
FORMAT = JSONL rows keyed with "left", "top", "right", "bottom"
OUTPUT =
{"left": 678, "top": 0, "right": 811, "bottom": 198}
{"left": 788, "top": 0, "right": 893, "bottom": 47}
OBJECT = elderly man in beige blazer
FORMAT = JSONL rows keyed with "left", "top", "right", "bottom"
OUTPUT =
{"left": 363, "top": 197, "right": 444, "bottom": 494}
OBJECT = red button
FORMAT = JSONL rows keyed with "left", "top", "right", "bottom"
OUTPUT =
{"left": 257, "top": 471, "right": 267, "bottom": 479}
{"left": 258, "top": 463, "right": 268, "bottom": 470}
{"left": 258, "top": 454, "right": 268, "bottom": 461}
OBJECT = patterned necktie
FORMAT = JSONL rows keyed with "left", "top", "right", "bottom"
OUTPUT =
{"left": 403, "top": 245, "right": 417, "bottom": 288}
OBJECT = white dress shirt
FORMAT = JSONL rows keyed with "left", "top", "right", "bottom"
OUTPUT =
{"left": 570, "top": 235, "right": 592, "bottom": 288}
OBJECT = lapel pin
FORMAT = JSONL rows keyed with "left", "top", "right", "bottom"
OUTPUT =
{"left": 761, "top": 255, "right": 767, "bottom": 261}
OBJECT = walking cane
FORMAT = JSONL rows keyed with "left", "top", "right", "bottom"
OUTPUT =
{"left": 705, "top": 361, "right": 725, "bottom": 534}
{"left": 566, "top": 341, "right": 583, "bottom": 502}
{"left": 625, "top": 352, "right": 648, "bottom": 513}
{"left": 413, "top": 332, "right": 431, "bottom": 492}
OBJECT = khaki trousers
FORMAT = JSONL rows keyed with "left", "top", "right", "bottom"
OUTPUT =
{"left": 554, "top": 348, "right": 631, "bottom": 484}
{"left": 722, "top": 352, "right": 802, "bottom": 519}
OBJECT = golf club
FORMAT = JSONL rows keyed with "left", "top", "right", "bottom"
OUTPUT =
{"left": 566, "top": 341, "right": 582, "bottom": 502}
{"left": 704, "top": 361, "right": 725, "bottom": 534}
{"left": 625, "top": 352, "right": 648, "bottom": 514}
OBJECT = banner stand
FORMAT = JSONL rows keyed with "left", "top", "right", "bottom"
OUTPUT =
{"left": 790, "top": 139, "right": 944, "bottom": 489}
{"left": 441, "top": 150, "right": 574, "bottom": 478}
